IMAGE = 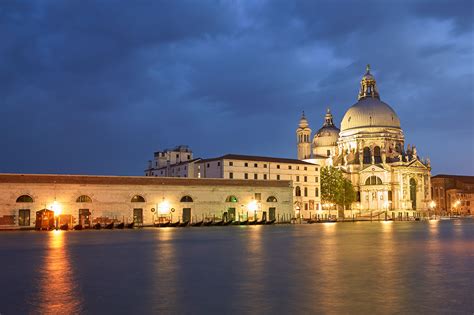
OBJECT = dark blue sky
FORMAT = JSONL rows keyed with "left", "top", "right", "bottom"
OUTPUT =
{"left": 1, "top": 0, "right": 473, "bottom": 176}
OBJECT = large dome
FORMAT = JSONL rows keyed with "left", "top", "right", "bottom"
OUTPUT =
{"left": 340, "top": 98, "right": 400, "bottom": 131}
{"left": 340, "top": 65, "right": 401, "bottom": 132}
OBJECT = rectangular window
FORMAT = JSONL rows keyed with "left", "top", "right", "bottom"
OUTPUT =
{"left": 176, "top": 154, "right": 179, "bottom": 158}
{"left": 327, "top": 150, "right": 331, "bottom": 157}
{"left": 315, "top": 167, "right": 318, "bottom": 171}
{"left": 277, "top": 165, "right": 280, "bottom": 169}
{"left": 315, "top": 188, "right": 319, "bottom": 197}
{"left": 297, "top": 166, "right": 300, "bottom": 170}
{"left": 264, "top": 164, "right": 267, "bottom": 168}
{"left": 255, "top": 193, "right": 261, "bottom": 201}
{"left": 229, "top": 172, "right": 233, "bottom": 179}
{"left": 304, "top": 187, "right": 308, "bottom": 197}
{"left": 305, "top": 203, "right": 308, "bottom": 210}
{"left": 304, "top": 176, "right": 307, "bottom": 182}
{"left": 388, "top": 191, "right": 392, "bottom": 201}
{"left": 245, "top": 162, "right": 248, "bottom": 167}
{"left": 187, "top": 154, "right": 191, "bottom": 160}
{"left": 304, "top": 167, "right": 307, "bottom": 171}
{"left": 264, "top": 174, "right": 267, "bottom": 180}
{"left": 289, "top": 165, "right": 292, "bottom": 170}
{"left": 296, "top": 176, "right": 300, "bottom": 182}
{"left": 18, "top": 209, "right": 30, "bottom": 226}
{"left": 217, "top": 162, "right": 221, "bottom": 166}
{"left": 315, "top": 176, "right": 319, "bottom": 183}
{"left": 245, "top": 173, "right": 248, "bottom": 179}
{"left": 254, "top": 163, "right": 258, "bottom": 167}
{"left": 229, "top": 161, "right": 233, "bottom": 166}
{"left": 207, "top": 163, "right": 210, "bottom": 168}
{"left": 254, "top": 174, "right": 258, "bottom": 180}
{"left": 277, "top": 175, "right": 280, "bottom": 180}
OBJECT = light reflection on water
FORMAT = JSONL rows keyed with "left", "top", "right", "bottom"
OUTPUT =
{"left": 0, "top": 221, "right": 473, "bottom": 314}
{"left": 31, "top": 230, "right": 83, "bottom": 314}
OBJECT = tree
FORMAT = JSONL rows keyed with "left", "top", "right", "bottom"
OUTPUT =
{"left": 321, "top": 166, "right": 356, "bottom": 209}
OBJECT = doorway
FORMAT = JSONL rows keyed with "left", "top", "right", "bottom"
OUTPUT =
{"left": 79, "top": 209, "right": 91, "bottom": 227}
{"left": 269, "top": 207, "right": 276, "bottom": 220}
{"left": 133, "top": 208, "right": 143, "bottom": 225}
{"left": 410, "top": 178, "right": 417, "bottom": 210}
{"left": 227, "top": 207, "right": 236, "bottom": 221}
{"left": 182, "top": 208, "right": 191, "bottom": 222}
{"left": 18, "top": 209, "right": 30, "bottom": 226}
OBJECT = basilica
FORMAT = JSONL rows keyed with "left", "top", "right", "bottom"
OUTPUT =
{"left": 297, "top": 65, "right": 432, "bottom": 216}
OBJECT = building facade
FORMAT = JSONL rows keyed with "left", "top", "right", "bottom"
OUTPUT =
{"left": 300, "top": 65, "right": 432, "bottom": 217}
{"left": 195, "top": 154, "right": 321, "bottom": 218}
{"left": 145, "top": 145, "right": 198, "bottom": 177}
{"left": 0, "top": 174, "right": 294, "bottom": 229}
{"left": 431, "top": 175, "right": 474, "bottom": 215}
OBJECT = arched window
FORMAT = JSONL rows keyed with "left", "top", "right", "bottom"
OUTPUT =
{"left": 16, "top": 195, "right": 33, "bottom": 203}
{"left": 295, "top": 186, "right": 301, "bottom": 197}
{"left": 180, "top": 195, "right": 193, "bottom": 202}
{"left": 225, "top": 195, "right": 238, "bottom": 202}
{"left": 131, "top": 195, "right": 146, "bottom": 202}
{"left": 374, "top": 146, "right": 382, "bottom": 164}
{"left": 76, "top": 195, "right": 92, "bottom": 203}
{"left": 266, "top": 196, "right": 277, "bottom": 202}
{"left": 363, "top": 147, "right": 371, "bottom": 164}
{"left": 365, "top": 176, "right": 382, "bottom": 185}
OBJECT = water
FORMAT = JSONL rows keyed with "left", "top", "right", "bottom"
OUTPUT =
{"left": 0, "top": 220, "right": 473, "bottom": 314}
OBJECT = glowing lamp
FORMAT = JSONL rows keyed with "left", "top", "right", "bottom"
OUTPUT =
{"left": 159, "top": 200, "right": 170, "bottom": 214}
{"left": 248, "top": 200, "right": 258, "bottom": 212}
{"left": 51, "top": 201, "right": 62, "bottom": 216}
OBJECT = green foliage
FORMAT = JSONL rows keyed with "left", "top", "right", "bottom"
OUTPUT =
{"left": 321, "top": 166, "right": 356, "bottom": 209}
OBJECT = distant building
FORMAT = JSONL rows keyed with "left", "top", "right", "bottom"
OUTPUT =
{"left": 145, "top": 145, "right": 198, "bottom": 177}
{"left": 431, "top": 175, "right": 474, "bottom": 215}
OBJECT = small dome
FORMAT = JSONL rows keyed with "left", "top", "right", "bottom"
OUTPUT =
{"left": 313, "top": 108, "right": 340, "bottom": 147}
{"left": 341, "top": 98, "right": 400, "bottom": 131}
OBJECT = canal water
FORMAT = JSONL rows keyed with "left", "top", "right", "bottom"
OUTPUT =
{"left": 0, "top": 220, "right": 473, "bottom": 314}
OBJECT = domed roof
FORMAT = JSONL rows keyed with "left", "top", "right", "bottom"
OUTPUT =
{"left": 313, "top": 108, "right": 340, "bottom": 147}
{"left": 341, "top": 98, "right": 400, "bottom": 131}
{"left": 340, "top": 65, "right": 401, "bottom": 132}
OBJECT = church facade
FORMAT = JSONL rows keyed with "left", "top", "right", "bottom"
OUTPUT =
{"left": 297, "top": 66, "right": 432, "bottom": 217}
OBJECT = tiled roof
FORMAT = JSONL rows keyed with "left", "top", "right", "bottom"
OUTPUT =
{"left": 0, "top": 173, "right": 291, "bottom": 187}
{"left": 199, "top": 154, "right": 316, "bottom": 165}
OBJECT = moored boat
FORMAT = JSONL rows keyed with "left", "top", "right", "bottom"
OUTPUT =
{"left": 203, "top": 220, "right": 213, "bottom": 226}
{"left": 73, "top": 224, "right": 83, "bottom": 230}
{"left": 126, "top": 222, "right": 135, "bottom": 229}
{"left": 60, "top": 223, "right": 69, "bottom": 230}
{"left": 223, "top": 220, "right": 233, "bottom": 226}
{"left": 265, "top": 219, "right": 276, "bottom": 225}
{"left": 105, "top": 222, "right": 114, "bottom": 229}
{"left": 212, "top": 220, "right": 224, "bottom": 226}
{"left": 190, "top": 220, "right": 203, "bottom": 227}
{"left": 116, "top": 222, "right": 125, "bottom": 229}
{"left": 169, "top": 221, "right": 180, "bottom": 227}
{"left": 178, "top": 221, "right": 189, "bottom": 227}
{"left": 93, "top": 223, "right": 102, "bottom": 229}
{"left": 239, "top": 220, "right": 249, "bottom": 225}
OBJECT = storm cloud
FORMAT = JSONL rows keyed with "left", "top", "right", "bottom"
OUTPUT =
{"left": 0, "top": 0, "right": 473, "bottom": 175}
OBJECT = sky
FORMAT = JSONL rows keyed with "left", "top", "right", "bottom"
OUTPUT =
{"left": 0, "top": 0, "right": 473, "bottom": 176}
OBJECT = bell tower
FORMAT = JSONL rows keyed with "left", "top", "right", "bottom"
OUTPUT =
{"left": 296, "top": 111, "right": 312, "bottom": 160}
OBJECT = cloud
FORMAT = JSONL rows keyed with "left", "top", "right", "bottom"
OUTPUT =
{"left": 0, "top": 0, "right": 472, "bottom": 175}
